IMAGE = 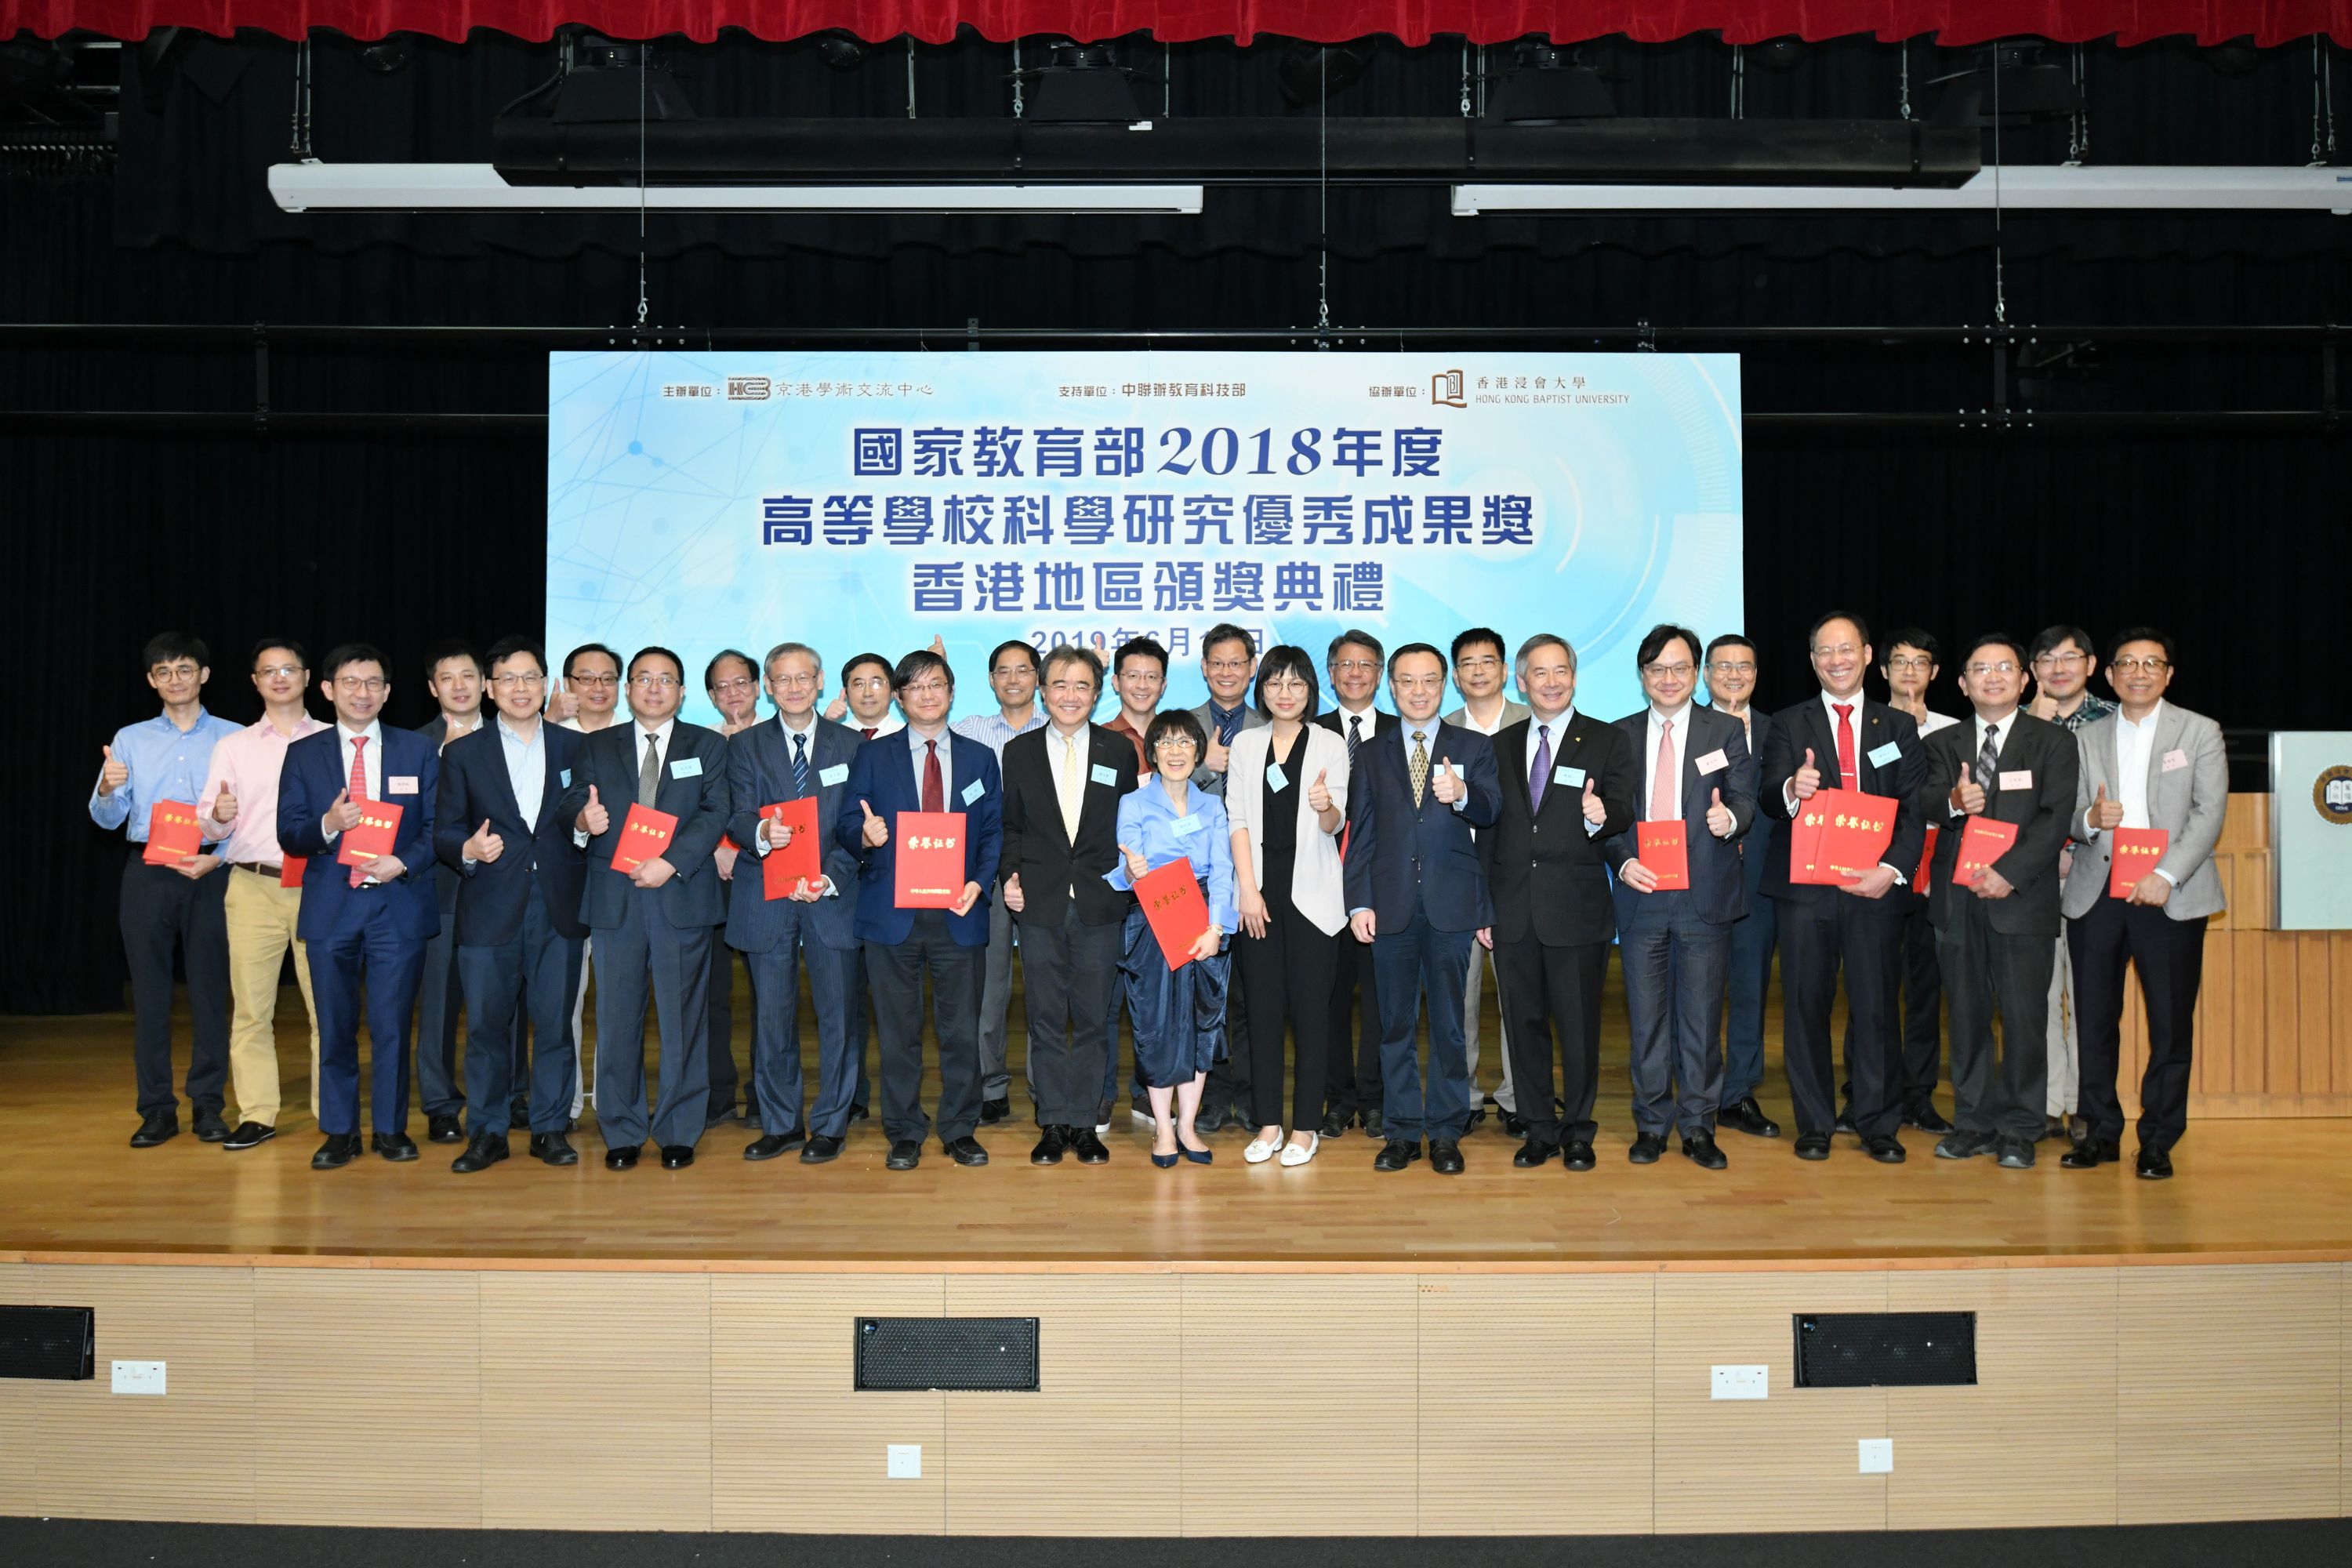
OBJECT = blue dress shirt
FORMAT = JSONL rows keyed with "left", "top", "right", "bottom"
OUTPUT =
{"left": 89, "top": 707, "right": 243, "bottom": 844}
{"left": 1104, "top": 775, "right": 1238, "bottom": 933}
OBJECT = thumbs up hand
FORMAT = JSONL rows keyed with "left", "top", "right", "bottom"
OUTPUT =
{"left": 1580, "top": 775, "right": 1606, "bottom": 828}
{"left": 1121, "top": 840, "right": 1150, "bottom": 881}
{"left": 98, "top": 744, "right": 129, "bottom": 797}
{"left": 464, "top": 818, "right": 506, "bottom": 863}
{"left": 577, "top": 783, "right": 609, "bottom": 837}
{"left": 1705, "top": 786, "right": 1736, "bottom": 837}
{"left": 543, "top": 677, "right": 579, "bottom": 723}
{"left": 1792, "top": 746, "right": 1824, "bottom": 801}
{"left": 823, "top": 692, "right": 849, "bottom": 723}
{"left": 1431, "top": 757, "right": 1464, "bottom": 804}
{"left": 1953, "top": 761, "right": 1987, "bottom": 816}
{"left": 1306, "top": 767, "right": 1332, "bottom": 814}
{"left": 325, "top": 787, "right": 363, "bottom": 833}
{"left": 757, "top": 806, "right": 793, "bottom": 851}
{"left": 1001, "top": 872, "right": 1025, "bottom": 913}
{"left": 860, "top": 798, "right": 889, "bottom": 848}
{"left": 210, "top": 785, "right": 239, "bottom": 826}
{"left": 2088, "top": 782, "right": 2124, "bottom": 832}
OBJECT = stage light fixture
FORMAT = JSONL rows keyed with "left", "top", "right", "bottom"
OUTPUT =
{"left": 814, "top": 31, "right": 869, "bottom": 71}
{"left": 359, "top": 35, "right": 416, "bottom": 74}
{"left": 549, "top": 34, "right": 695, "bottom": 124}
{"left": 269, "top": 162, "right": 1205, "bottom": 213}
{"left": 1451, "top": 165, "right": 2352, "bottom": 216}
{"left": 1017, "top": 41, "right": 1149, "bottom": 124}
{"left": 1484, "top": 42, "right": 1617, "bottom": 124}
{"left": 1926, "top": 41, "right": 2082, "bottom": 128}
{"left": 1751, "top": 38, "right": 1808, "bottom": 72}
{"left": 1277, "top": 39, "right": 1377, "bottom": 106}
{"left": 2206, "top": 38, "right": 2262, "bottom": 78}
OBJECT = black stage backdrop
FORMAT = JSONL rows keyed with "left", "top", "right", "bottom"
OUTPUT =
{"left": 3, "top": 30, "right": 2347, "bottom": 1013}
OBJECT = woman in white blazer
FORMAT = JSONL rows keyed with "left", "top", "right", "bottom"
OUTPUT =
{"left": 1226, "top": 646, "right": 1350, "bottom": 1166}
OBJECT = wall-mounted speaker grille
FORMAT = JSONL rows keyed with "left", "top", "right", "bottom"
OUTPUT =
{"left": 0, "top": 1305, "right": 96, "bottom": 1381}
{"left": 1794, "top": 1312, "right": 1976, "bottom": 1388}
{"left": 855, "top": 1317, "right": 1040, "bottom": 1392}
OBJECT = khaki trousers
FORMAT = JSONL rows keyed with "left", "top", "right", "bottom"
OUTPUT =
{"left": 224, "top": 868, "right": 321, "bottom": 1127}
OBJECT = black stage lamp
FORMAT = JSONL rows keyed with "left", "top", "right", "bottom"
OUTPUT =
{"left": 1278, "top": 38, "right": 1377, "bottom": 106}
{"left": 1018, "top": 40, "right": 1148, "bottom": 123}
{"left": 1485, "top": 42, "right": 1617, "bottom": 123}
{"left": 814, "top": 31, "right": 869, "bottom": 71}
{"left": 1926, "top": 41, "right": 2082, "bottom": 128}
{"left": 550, "top": 34, "right": 696, "bottom": 124}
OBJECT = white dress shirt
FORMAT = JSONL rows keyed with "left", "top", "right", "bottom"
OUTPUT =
{"left": 1947, "top": 706, "right": 2020, "bottom": 816}
{"left": 906, "top": 723, "right": 953, "bottom": 806}
{"left": 2088, "top": 700, "right": 2176, "bottom": 886}
{"left": 1778, "top": 691, "right": 1905, "bottom": 881}
{"left": 631, "top": 713, "right": 678, "bottom": 786}
{"left": 750, "top": 713, "right": 838, "bottom": 895}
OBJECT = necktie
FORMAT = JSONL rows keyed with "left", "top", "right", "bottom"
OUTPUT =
{"left": 641, "top": 731, "right": 662, "bottom": 803}
{"left": 1347, "top": 713, "right": 1363, "bottom": 768}
{"left": 1409, "top": 731, "right": 1430, "bottom": 808}
{"left": 1058, "top": 731, "right": 1084, "bottom": 843}
{"left": 346, "top": 735, "right": 370, "bottom": 887}
{"left": 861, "top": 727, "right": 877, "bottom": 740}
{"left": 792, "top": 731, "right": 809, "bottom": 796}
{"left": 1833, "top": 702, "right": 1858, "bottom": 788}
{"left": 1978, "top": 722, "right": 2001, "bottom": 794}
{"left": 1530, "top": 724, "right": 1552, "bottom": 812}
{"left": 1653, "top": 717, "right": 1678, "bottom": 820}
{"left": 922, "top": 739, "right": 943, "bottom": 814}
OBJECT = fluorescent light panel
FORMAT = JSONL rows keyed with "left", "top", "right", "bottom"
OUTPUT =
{"left": 269, "top": 162, "right": 1203, "bottom": 215}
{"left": 1454, "top": 166, "right": 2352, "bottom": 216}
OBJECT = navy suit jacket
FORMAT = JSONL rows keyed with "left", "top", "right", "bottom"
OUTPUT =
{"left": 832, "top": 729, "right": 1004, "bottom": 948}
{"left": 278, "top": 724, "right": 441, "bottom": 945}
{"left": 432, "top": 721, "right": 588, "bottom": 947}
{"left": 1602, "top": 704, "right": 1757, "bottom": 927}
{"left": 1732, "top": 707, "right": 1777, "bottom": 904}
{"left": 1757, "top": 695, "right": 1927, "bottom": 905}
{"left": 1341, "top": 720, "right": 1499, "bottom": 934}
{"left": 722, "top": 717, "right": 865, "bottom": 953}
{"left": 554, "top": 719, "right": 732, "bottom": 931}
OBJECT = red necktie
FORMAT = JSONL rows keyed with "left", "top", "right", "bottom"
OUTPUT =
{"left": 347, "top": 735, "right": 370, "bottom": 886}
{"left": 921, "top": 739, "right": 944, "bottom": 814}
{"left": 1833, "top": 702, "right": 1858, "bottom": 789}
{"left": 861, "top": 727, "right": 877, "bottom": 739}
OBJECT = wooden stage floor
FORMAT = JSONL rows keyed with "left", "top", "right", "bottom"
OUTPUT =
{"left": 5, "top": 977, "right": 2351, "bottom": 1272}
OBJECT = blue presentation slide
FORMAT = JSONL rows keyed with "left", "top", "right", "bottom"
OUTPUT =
{"left": 547, "top": 350, "right": 1743, "bottom": 727}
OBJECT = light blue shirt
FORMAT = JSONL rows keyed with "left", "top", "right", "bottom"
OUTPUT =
{"left": 1104, "top": 775, "right": 1237, "bottom": 933}
{"left": 952, "top": 706, "right": 1044, "bottom": 764}
{"left": 906, "top": 724, "right": 954, "bottom": 808}
{"left": 496, "top": 715, "right": 548, "bottom": 826}
{"left": 89, "top": 706, "right": 242, "bottom": 843}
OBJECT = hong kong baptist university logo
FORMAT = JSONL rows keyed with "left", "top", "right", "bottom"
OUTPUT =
{"left": 2314, "top": 765, "right": 2352, "bottom": 826}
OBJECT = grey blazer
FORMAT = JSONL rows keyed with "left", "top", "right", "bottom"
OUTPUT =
{"left": 2062, "top": 702, "right": 2229, "bottom": 923}
{"left": 1189, "top": 699, "right": 1272, "bottom": 799}
{"left": 1442, "top": 699, "right": 1533, "bottom": 734}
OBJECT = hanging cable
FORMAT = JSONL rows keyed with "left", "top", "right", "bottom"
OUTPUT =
{"left": 1459, "top": 43, "right": 1471, "bottom": 118}
{"left": 1897, "top": 40, "right": 1912, "bottom": 122}
{"left": 2065, "top": 42, "right": 2088, "bottom": 165}
{"left": 1164, "top": 42, "right": 1171, "bottom": 118}
{"left": 2314, "top": 37, "right": 2339, "bottom": 166}
{"left": 1012, "top": 38, "right": 1023, "bottom": 119}
{"left": 1730, "top": 43, "right": 1744, "bottom": 119}
{"left": 1991, "top": 39, "right": 2006, "bottom": 328}
{"left": 906, "top": 36, "right": 916, "bottom": 120}
{"left": 1316, "top": 48, "right": 1330, "bottom": 332}
{"left": 635, "top": 38, "right": 648, "bottom": 328}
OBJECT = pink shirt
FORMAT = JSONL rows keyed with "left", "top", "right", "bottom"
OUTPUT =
{"left": 198, "top": 714, "right": 332, "bottom": 866}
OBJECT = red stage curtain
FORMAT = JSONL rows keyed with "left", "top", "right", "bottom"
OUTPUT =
{"left": 8, "top": 2, "right": 2350, "bottom": 48}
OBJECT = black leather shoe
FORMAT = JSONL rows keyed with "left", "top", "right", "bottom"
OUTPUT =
{"left": 1864, "top": 1134, "right": 1907, "bottom": 1164}
{"left": 1936, "top": 1131, "right": 1996, "bottom": 1160}
{"left": 1718, "top": 1096, "right": 1780, "bottom": 1138}
{"left": 1512, "top": 1138, "right": 1558, "bottom": 1168}
{"left": 1903, "top": 1101, "right": 1955, "bottom": 1134}
{"left": 510, "top": 1105, "right": 531, "bottom": 1131}
{"left": 426, "top": 1112, "right": 466, "bottom": 1145}
{"left": 531, "top": 1132, "right": 579, "bottom": 1166}
{"left": 1071, "top": 1130, "right": 1111, "bottom": 1165}
{"left": 848, "top": 1102, "right": 871, "bottom": 1124}
{"left": 1794, "top": 1131, "right": 1832, "bottom": 1160}
{"left": 979, "top": 1097, "right": 1010, "bottom": 1124}
{"left": 1997, "top": 1139, "right": 2036, "bottom": 1170}
{"left": 1373, "top": 1139, "right": 1421, "bottom": 1171}
{"left": 659, "top": 1144, "right": 695, "bottom": 1170}
{"left": 1430, "top": 1141, "right": 1465, "bottom": 1174}
{"left": 604, "top": 1145, "right": 641, "bottom": 1171}
{"left": 1681, "top": 1132, "right": 1728, "bottom": 1170}
{"left": 1628, "top": 1131, "right": 1668, "bottom": 1164}
{"left": 1834, "top": 1109, "right": 1857, "bottom": 1136}
{"left": 745, "top": 1131, "right": 806, "bottom": 1161}
{"left": 885, "top": 1139, "right": 923, "bottom": 1171}
{"left": 1562, "top": 1141, "right": 1597, "bottom": 1171}
{"left": 1192, "top": 1102, "right": 1227, "bottom": 1134}
{"left": 2135, "top": 1146, "right": 2174, "bottom": 1180}
{"left": 704, "top": 1100, "right": 737, "bottom": 1130}
{"left": 1031, "top": 1126, "right": 1070, "bottom": 1165}
{"left": 310, "top": 1132, "right": 361, "bottom": 1170}
{"left": 2061, "top": 1138, "right": 2120, "bottom": 1170}
{"left": 946, "top": 1135, "right": 989, "bottom": 1167}
{"left": 743, "top": 1110, "right": 763, "bottom": 1134}
{"left": 2039, "top": 1114, "right": 2068, "bottom": 1143}
{"left": 372, "top": 1131, "right": 419, "bottom": 1162}
{"left": 451, "top": 1133, "right": 509, "bottom": 1173}
{"left": 800, "top": 1133, "right": 844, "bottom": 1164}
{"left": 1502, "top": 1111, "right": 1530, "bottom": 1138}
{"left": 1319, "top": 1107, "right": 1351, "bottom": 1138}
{"left": 1359, "top": 1109, "right": 1386, "bottom": 1139}
{"left": 223, "top": 1120, "right": 277, "bottom": 1151}
{"left": 193, "top": 1107, "right": 231, "bottom": 1143}
{"left": 129, "top": 1112, "right": 179, "bottom": 1149}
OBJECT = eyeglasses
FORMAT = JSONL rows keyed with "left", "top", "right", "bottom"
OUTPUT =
{"left": 1707, "top": 660, "right": 1755, "bottom": 676}
{"left": 2032, "top": 651, "right": 2087, "bottom": 669}
{"left": 151, "top": 663, "right": 201, "bottom": 680}
{"left": 1205, "top": 657, "right": 1254, "bottom": 675}
{"left": 1812, "top": 644, "right": 1862, "bottom": 660}
{"left": 710, "top": 677, "right": 755, "bottom": 696}
{"left": 1152, "top": 737, "right": 1199, "bottom": 753}
{"left": 254, "top": 665, "right": 306, "bottom": 681}
{"left": 490, "top": 672, "right": 545, "bottom": 689}
{"left": 1455, "top": 655, "right": 1501, "bottom": 673}
{"left": 1886, "top": 656, "right": 1935, "bottom": 673}
{"left": 1046, "top": 679, "right": 1097, "bottom": 695}
{"left": 569, "top": 673, "right": 619, "bottom": 688}
{"left": 1963, "top": 661, "right": 2020, "bottom": 678}
{"left": 902, "top": 680, "right": 949, "bottom": 697}
{"left": 1263, "top": 674, "right": 1310, "bottom": 691}
{"left": 1642, "top": 662, "right": 1695, "bottom": 680}
{"left": 334, "top": 677, "right": 387, "bottom": 693}
{"left": 992, "top": 663, "right": 1036, "bottom": 678}
{"left": 1332, "top": 659, "right": 1380, "bottom": 673}
{"left": 2112, "top": 656, "right": 2170, "bottom": 675}
{"left": 630, "top": 673, "right": 681, "bottom": 691}
{"left": 769, "top": 673, "right": 818, "bottom": 690}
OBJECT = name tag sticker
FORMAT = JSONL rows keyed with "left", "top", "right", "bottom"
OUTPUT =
{"left": 558, "top": 768, "right": 572, "bottom": 787}
{"left": 961, "top": 779, "right": 985, "bottom": 806}
{"left": 1265, "top": 762, "right": 1290, "bottom": 793}
{"left": 1553, "top": 764, "right": 1587, "bottom": 788}
{"left": 1090, "top": 763, "right": 1120, "bottom": 787}
{"left": 1999, "top": 769, "right": 2034, "bottom": 790}
{"left": 1172, "top": 814, "right": 1206, "bottom": 838}
{"left": 1695, "top": 749, "right": 1730, "bottom": 777}
{"left": 388, "top": 775, "right": 419, "bottom": 796}
{"left": 670, "top": 756, "right": 703, "bottom": 779}
{"left": 818, "top": 763, "right": 849, "bottom": 787}
{"left": 1867, "top": 741, "right": 1902, "bottom": 768}
{"left": 2161, "top": 748, "right": 2189, "bottom": 773}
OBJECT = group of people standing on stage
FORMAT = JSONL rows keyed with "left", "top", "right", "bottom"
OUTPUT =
{"left": 90, "top": 609, "right": 2225, "bottom": 1182}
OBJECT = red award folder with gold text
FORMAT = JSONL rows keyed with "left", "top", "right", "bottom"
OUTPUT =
{"left": 610, "top": 803, "right": 677, "bottom": 875}
{"left": 2109, "top": 828, "right": 2169, "bottom": 898}
{"left": 1914, "top": 825, "right": 1940, "bottom": 895}
{"left": 1136, "top": 858, "right": 1211, "bottom": 971}
{"left": 143, "top": 800, "right": 204, "bottom": 866}
{"left": 893, "top": 811, "right": 966, "bottom": 909}
{"left": 1791, "top": 789, "right": 1896, "bottom": 885}
{"left": 760, "top": 798, "right": 822, "bottom": 900}
{"left": 335, "top": 800, "right": 403, "bottom": 867}
{"left": 1952, "top": 816, "right": 2018, "bottom": 887}
{"left": 279, "top": 855, "right": 306, "bottom": 887}
{"left": 1635, "top": 822, "right": 1690, "bottom": 891}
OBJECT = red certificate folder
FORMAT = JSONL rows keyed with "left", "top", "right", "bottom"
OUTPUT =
{"left": 143, "top": 800, "right": 204, "bottom": 866}
{"left": 279, "top": 855, "right": 306, "bottom": 887}
{"left": 2109, "top": 827, "right": 2170, "bottom": 898}
{"left": 1953, "top": 816, "right": 2019, "bottom": 887}
{"left": 1635, "top": 821, "right": 1690, "bottom": 891}
{"left": 893, "top": 811, "right": 966, "bottom": 909}
{"left": 759, "top": 798, "right": 822, "bottom": 901}
{"left": 1791, "top": 789, "right": 1897, "bottom": 884}
{"left": 1915, "top": 825, "right": 1941, "bottom": 896}
{"left": 610, "top": 802, "right": 677, "bottom": 875}
{"left": 1135, "top": 858, "right": 1211, "bottom": 971}
{"left": 335, "top": 799, "right": 403, "bottom": 868}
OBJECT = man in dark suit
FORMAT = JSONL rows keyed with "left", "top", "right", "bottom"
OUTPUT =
{"left": 1342, "top": 643, "right": 1501, "bottom": 1174}
{"left": 1758, "top": 612, "right": 1928, "bottom": 1163}
{"left": 833, "top": 648, "right": 1004, "bottom": 1171}
{"left": 1318, "top": 628, "right": 1400, "bottom": 1138}
{"left": 416, "top": 641, "right": 488, "bottom": 1145}
{"left": 1000, "top": 646, "right": 1139, "bottom": 1164}
{"left": 1915, "top": 633, "right": 2079, "bottom": 1170}
{"left": 1481, "top": 634, "right": 1637, "bottom": 1171}
{"left": 554, "top": 646, "right": 731, "bottom": 1171}
{"left": 1603, "top": 624, "right": 1757, "bottom": 1171}
{"left": 278, "top": 642, "right": 441, "bottom": 1170}
{"left": 703, "top": 647, "right": 765, "bottom": 1129}
{"left": 433, "top": 637, "right": 589, "bottom": 1173}
{"left": 1704, "top": 633, "right": 1780, "bottom": 1138}
{"left": 724, "top": 641, "right": 866, "bottom": 1163}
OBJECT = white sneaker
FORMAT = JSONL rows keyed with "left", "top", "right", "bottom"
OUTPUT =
{"left": 1243, "top": 1133, "right": 1283, "bottom": 1164}
{"left": 1279, "top": 1134, "right": 1320, "bottom": 1167}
